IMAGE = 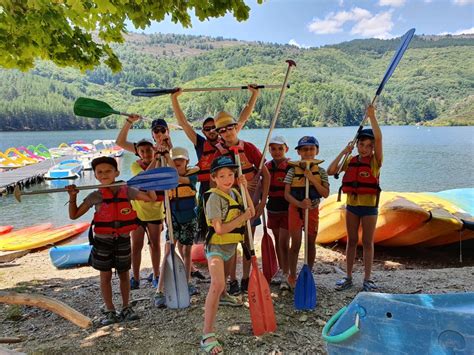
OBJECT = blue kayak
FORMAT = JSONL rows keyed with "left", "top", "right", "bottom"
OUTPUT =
{"left": 429, "top": 188, "right": 474, "bottom": 216}
{"left": 323, "top": 292, "right": 474, "bottom": 354}
{"left": 49, "top": 243, "right": 91, "bottom": 269}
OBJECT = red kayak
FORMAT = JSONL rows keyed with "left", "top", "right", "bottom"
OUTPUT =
{"left": 0, "top": 226, "right": 13, "bottom": 235}
{"left": 0, "top": 223, "right": 52, "bottom": 239}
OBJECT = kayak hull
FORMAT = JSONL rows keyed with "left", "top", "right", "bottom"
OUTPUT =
{"left": 49, "top": 243, "right": 91, "bottom": 268}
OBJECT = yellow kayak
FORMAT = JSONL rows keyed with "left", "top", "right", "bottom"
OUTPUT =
{"left": 0, "top": 222, "right": 89, "bottom": 251}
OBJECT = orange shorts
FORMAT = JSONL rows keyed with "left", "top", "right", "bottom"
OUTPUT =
{"left": 288, "top": 204, "right": 319, "bottom": 240}
{"left": 267, "top": 211, "right": 289, "bottom": 231}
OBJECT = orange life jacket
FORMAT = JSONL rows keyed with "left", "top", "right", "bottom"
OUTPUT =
{"left": 197, "top": 140, "right": 218, "bottom": 183}
{"left": 339, "top": 155, "right": 381, "bottom": 201}
{"left": 93, "top": 185, "right": 138, "bottom": 235}
{"left": 215, "top": 140, "right": 257, "bottom": 181}
{"left": 266, "top": 159, "right": 290, "bottom": 212}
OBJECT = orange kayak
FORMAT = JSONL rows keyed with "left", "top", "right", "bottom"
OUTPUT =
{"left": 0, "top": 223, "right": 52, "bottom": 239}
{"left": 0, "top": 222, "right": 89, "bottom": 251}
{"left": 0, "top": 226, "right": 13, "bottom": 235}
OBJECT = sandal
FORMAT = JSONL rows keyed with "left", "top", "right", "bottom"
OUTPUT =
{"left": 363, "top": 279, "right": 378, "bottom": 292}
{"left": 200, "top": 333, "right": 223, "bottom": 354}
{"left": 335, "top": 277, "right": 353, "bottom": 291}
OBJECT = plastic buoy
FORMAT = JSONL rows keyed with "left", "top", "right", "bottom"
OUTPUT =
{"left": 191, "top": 244, "right": 207, "bottom": 265}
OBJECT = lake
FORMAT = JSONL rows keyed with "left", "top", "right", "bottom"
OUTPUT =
{"left": 0, "top": 126, "right": 473, "bottom": 230}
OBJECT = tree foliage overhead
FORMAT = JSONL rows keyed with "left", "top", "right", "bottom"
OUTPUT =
{"left": 0, "top": 0, "right": 259, "bottom": 72}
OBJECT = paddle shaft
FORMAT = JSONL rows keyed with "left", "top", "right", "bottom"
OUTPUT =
{"left": 304, "top": 162, "right": 310, "bottom": 265}
{"left": 131, "top": 84, "right": 290, "bottom": 97}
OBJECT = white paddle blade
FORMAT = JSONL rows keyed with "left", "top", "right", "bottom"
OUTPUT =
{"left": 164, "top": 250, "right": 190, "bottom": 309}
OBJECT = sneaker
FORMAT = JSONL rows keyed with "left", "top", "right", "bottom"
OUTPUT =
{"left": 219, "top": 293, "right": 242, "bottom": 307}
{"left": 188, "top": 283, "right": 200, "bottom": 296}
{"left": 335, "top": 277, "right": 353, "bottom": 291}
{"left": 228, "top": 280, "right": 240, "bottom": 296}
{"left": 271, "top": 270, "right": 284, "bottom": 285}
{"left": 191, "top": 270, "right": 206, "bottom": 280}
{"left": 154, "top": 292, "right": 166, "bottom": 308}
{"left": 240, "top": 278, "right": 249, "bottom": 294}
{"left": 362, "top": 279, "right": 378, "bottom": 292}
{"left": 280, "top": 280, "right": 291, "bottom": 291}
{"left": 152, "top": 276, "right": 159, "bottom": 289}
{"left": 130, "top": 277, "right": 140, "bottom": 290}
{"left": 146, "top": 273, "right": 154, "bottom": 282}
{"left": 119, "top": 306, "right": 139, "bottom": 322}
{"left": 100, "top": 310, "right": 119, "bottom": 326}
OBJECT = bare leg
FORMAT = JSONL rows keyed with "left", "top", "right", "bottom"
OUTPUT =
{"left": 147, "top": 223, "right": 162, "bottom": 278}
{"left": 182, "top": 244, "right": 193, "bottom": 282}
{"left": 118, "top": 270, "right": 130, "bottom": 308}
{"left": 131, "top": 227, "right": 145, "bottom": 280}
{"left": 100, "top": 271, "right": 114, "bottom": 310}
{"left": 270, "top": 227, "right": 283, "bottom": 270}
{"left": 288, "top": 228, "right": 302, "bottom": 281}
{"left": 278, "top": 228, "right": 290, "bottom": 275}
{"left": 345, "top": 210, "right": 361, "bottom": 278}
{"left": 361, "top": 215, "right": 378, "bottom": 280}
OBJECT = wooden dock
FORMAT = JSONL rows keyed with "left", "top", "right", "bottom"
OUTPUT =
{"left": 0, "top": 156, "right": 74, "bottom": 195}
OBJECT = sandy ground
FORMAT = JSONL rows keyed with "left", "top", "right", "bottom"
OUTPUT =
{"left": 1, "top": 229, "right": 473, "bottom": 354}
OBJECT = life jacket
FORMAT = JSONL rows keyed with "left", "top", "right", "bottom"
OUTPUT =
{"left": 206, "top": 188, "right": 245, "bottom": 245}
{"left": 339, "top": 155, "right": 381, "bottom": 205}
{"left": 215, "top": 140, "right": 257, "bottom": 182}
{"left": 135, "top": 159, "right": 165, "bottom": 202}
{"left": 169, "top": 182, "right": 197, "bottom": 215}
{"left": 289, "top": 161, "right": 322, "bottom": 201}
{"left": 265, "top": 159, "right": 290, "bottom": 212}
{"left": 93, "top": 185, "right": 138, "bottom": 235}
{"left": 197, "top": 140, "right": 218, "bottom": 183}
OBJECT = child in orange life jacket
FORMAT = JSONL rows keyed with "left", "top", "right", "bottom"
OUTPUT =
{"left": 265, "top": 135, "right": 291, "bottom": 288}
{"left": 153, "top": 147, "right": 200, "bottom": 308}
{"left": 283, "top": 136, "right": 330, "bottom": 290}
{"left": 327, "top": 104, "right": 382, "bottom": 292}
{"left": 201, "top": 156, "right": 254, "bottom": 354}
{"left": 129, "top": 138, "right": 165, "bottom": 290}
{"left": 66, "top": 157, "right": 156, "bottom": 326}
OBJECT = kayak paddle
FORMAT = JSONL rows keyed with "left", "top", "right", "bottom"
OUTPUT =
{"left": 131, "top": 84, "right": 290, "bottom": 97}
{"left": 13, "top": 167, "right": 179, "bottom": 202}
{"left": 73, "top": 97, "right": 133, "bottom": 119}
{"left": 335, "top": 28, "right": 415, "bottom": 178}
{"left": 230, "top": 146, "right": 277, "bottom": 336}
{"left": 161, "top": 156, "right": 190, "bottom": 309}
{"left": 294, "top": 161, "right": 317, "bottom": 310}
{"left": 261, "top": 213, "right": 278, "bottom": 284}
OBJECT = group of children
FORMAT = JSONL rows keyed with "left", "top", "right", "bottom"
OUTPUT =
{"left": 66, "top": 102, "right": 382, "bottom": 354}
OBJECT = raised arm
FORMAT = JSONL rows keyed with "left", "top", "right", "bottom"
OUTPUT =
{"left": 171, "top": 88, "right": 198, "bottom": 145}
{"left": 116, "top": 114, "right": 141, "bottom": 153}
{"left": 367, "top": 105, "right": 382, "bottom": 167}
{"left": 236, "top": 85, "right": 260, "bottom": 133}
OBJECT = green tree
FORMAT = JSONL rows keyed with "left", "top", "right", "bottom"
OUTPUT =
{"left": 0, "top": 0, "right": 262, "bottom": 72}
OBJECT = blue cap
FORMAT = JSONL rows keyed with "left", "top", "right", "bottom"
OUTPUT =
{"left": 210, "top": 156, "right": 238, "bottom": 173}
{"left": 151, "top": 119, "right": 168, "bottom": 130}
{"left": 295, "top": 136, "right": 319, "bottom": 149}
{"left": 357, "top": 128, "right": 374, "bottom": 140}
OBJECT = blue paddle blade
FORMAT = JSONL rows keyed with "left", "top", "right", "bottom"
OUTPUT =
{"left": 376, "top": 28, "right": 415, "bottom": 96}
{"left": 127, "top": 167, "right": 179, "bottom": 191}
{"left": 294, "top": 264, "right": 317, "bottom": 310}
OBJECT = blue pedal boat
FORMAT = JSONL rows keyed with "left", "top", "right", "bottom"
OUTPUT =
{"left": 323, "top": 292, "right": 474, "bottom": 355}
{"left": 49, "top": 243, "right": 91, "bottom": 268}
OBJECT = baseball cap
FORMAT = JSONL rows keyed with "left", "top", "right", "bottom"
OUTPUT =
{"left": 210, "top": 156, "right": 238, "bottom": 173}
{"left": 202, "top": 117, "right": 214, "bottom": 127}
{"left": 151, "top": 119, "right": 168, "bottom": 130}
{"left": 135, "top": 138, "right": 153, "bottom": 148}
{"left": 214, "top": 111, "right": 237, "bottom": 129}
{"left": 171, "top": 147, "right": 190, "bottom": 161}
{"left": 269, "top": 135, "right": 288, "bottom": 146}
{"left": 295, "top": 136, "right": 319, "bottom": 149}
{"left": 357, "top": 128, "right": 375, "bottom": 140}
{"left": 91, "top": 156, "right": 117, "bottom": 171}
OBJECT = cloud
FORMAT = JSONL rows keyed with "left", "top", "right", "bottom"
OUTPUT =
{"left": 308, "top": 7, "right": 394, "bottom": 38}
{"left": 439, "top": 27, "right": 474, "bottom": 35}
{"left": 453, "top": 0, "right": 474, "bottom": 5}
{"left": 288, "top": 39, "right": 310, "bottom": 48}
{"left": 378, "top": 0, "right": 406, "bottom": 7}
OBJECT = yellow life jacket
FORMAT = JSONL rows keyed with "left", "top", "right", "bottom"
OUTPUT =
{"left": 206, "top": 188, "right": 245, "bottom": 245}
{"left": 289, "top": 160, "right": 323, "bottom": 201}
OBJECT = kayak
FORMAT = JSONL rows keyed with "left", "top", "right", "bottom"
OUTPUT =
{"left": 0, "top": 222, "right": 89, "bottom": 251}
{"left": 0, "top": 226, "right": 13, "bottom": 235}
{"left": 429, "top": 188, "right": 474, "bottom": 216}
{"left": 323, "top": 292, "right": 474, "bottom": 354}
{"left": 49, "top": 243, "right": 92, "bottom": 269}
{"left": 0, "top": 223, "right": 52, "bottom": 239}
{"left": 44, "top": 159, "right": 83, "bottom": 179}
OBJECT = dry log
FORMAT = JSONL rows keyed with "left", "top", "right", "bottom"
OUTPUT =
{"left": 0, "top": 291, "right": 91, "bottom": 329}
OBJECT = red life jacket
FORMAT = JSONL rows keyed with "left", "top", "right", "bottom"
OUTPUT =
{"left": 339, "top": 155, "right": 381, "bottom": 202}
{"left": 197, "top": 140, "right": 218, "bottom": 183}
{"left": 215, "top": 141, "right": 257, "bottom": 181}
{"left": 265, "top": 159, "right": 290, "bottom": 212}
{"left": 93, "top": 185, "right": 138, "bottom": 235}
{"left": 135, "top": 159, "right": 164, "bottom": 202}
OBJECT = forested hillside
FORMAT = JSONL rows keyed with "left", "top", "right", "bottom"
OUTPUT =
{"left": 0, "top": 32, "right": 472, "bottom": 131}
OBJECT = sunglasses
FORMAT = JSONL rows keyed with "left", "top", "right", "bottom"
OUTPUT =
{"left": 152, "top": 127, "right": 167, "bottom": 134}
{"left": 202, "top": 126, "right": 216, "bottom": 132}
{"left": 216, "top": 125, "right": 236, "bottom": 134}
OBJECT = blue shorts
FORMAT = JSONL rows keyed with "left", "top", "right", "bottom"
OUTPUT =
{"left": 346, "top": 205, "right": 378, "bottom": 217}
{"left": 205, "top": 243, "right": 237, "bottom": 262}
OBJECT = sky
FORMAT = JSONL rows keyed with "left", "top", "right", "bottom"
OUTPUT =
{"left": 132, "top": 0, "right": 474, "bottom": 47}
